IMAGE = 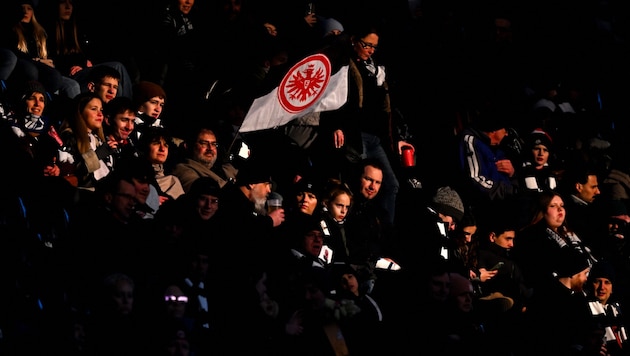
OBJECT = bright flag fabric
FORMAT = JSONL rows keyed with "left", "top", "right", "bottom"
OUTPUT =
{"left": 239, "top": 53, "right": 348, "bottom": 133}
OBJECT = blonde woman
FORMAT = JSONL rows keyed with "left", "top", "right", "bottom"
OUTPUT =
{"left": 6, "top": 0, "right": 79, "bottom": 98}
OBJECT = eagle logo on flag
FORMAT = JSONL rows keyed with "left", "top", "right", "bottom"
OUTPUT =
{"left": 278, "top": 53, "right": 331, "bottom": 113}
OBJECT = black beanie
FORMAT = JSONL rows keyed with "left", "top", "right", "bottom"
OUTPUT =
{"left": 555, "top": 249, "right": 591, "bottom": 278}
{"left": 589, "top": 260, "right": 616, "bottom": 284}
{"left": 526, "top": 128, "right": 553, "bottom": 151}
{"left": 19, "top": 80, "right": 48, "bottom": 105}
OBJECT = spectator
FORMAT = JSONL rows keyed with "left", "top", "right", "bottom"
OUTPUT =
{"left": 57, "top": 92, "right": 115, "bottom": 194}
{"left": 171, "top": 126, "right": 237, "bottom": 192}
{"left": 132, "top": 80, "right": 168, "bottom": 140}
{"left": 585, "top": 260, "right": 630, "bottom": 355}
{"left": 318, "top": 178, "right": 354, "bottom": 264}
{"left": 40, "top": 0, "right": 133, "bottom": 99}
{"left": 514, "top": 190, "right": 597, "bottom": 292}
{"left": 138, "top": 126, "right": 185, "bottom": 202}
{"left": 458, "top": 105, "right": 520, "bottom": 231}
{"left": 103, "top": 96, "right": 141, "bottom": 164}
{"left": 85, "top": 64, "right": 122, "bottom": 105}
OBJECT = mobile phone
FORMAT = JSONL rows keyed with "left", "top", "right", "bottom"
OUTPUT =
{"left": 490, "top": 262, "right": 504, "bottom": 271}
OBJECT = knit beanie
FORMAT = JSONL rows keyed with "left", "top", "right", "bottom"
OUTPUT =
{"left": 589, "top": 260, "right": 616, "bottom": 284}
{"left": 132, "top": 81, "right": 166, "bottom": 109}
{"left": 555, "top": 249, "right": 591, "bottom": 278}
{"left": 432, "top": 186, "right": 465, "bottom": 222}
{"left": 526, "top": 128, "right": 553, "bottom": 151}
{"left": 19, "top": 80, "right": 48, "bottom": 105}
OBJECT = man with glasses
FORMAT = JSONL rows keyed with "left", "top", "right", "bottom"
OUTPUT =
{"left": 172, "top": 126, "right": 237, "bottom": 192}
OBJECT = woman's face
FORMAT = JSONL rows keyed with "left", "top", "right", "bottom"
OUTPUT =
{"left": 58, "top": 0, "right": 73, "bottom": 21}
{"left": 82, "top": 98, "right": 104, "bottom": 132}
{"left": 148, "top": 137, "right": 169, "bottom": 164}
{"left": 25, "top": 91, "right": 45, "bottom": 116}
{"left": 296, "top": 191, "right": 318, "bottom": 215}
{"left": 21, "top": 4, "right": 34, "bottom": 23}
{"left": 353, "top": 33, "right": 378, "bottom": 61}
{"left": 544, "top": 194, "right": 565, "bottom": 230}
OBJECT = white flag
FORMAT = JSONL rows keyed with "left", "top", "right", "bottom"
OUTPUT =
{"left": 239, "top": 53, "right": 348, "bottom": 133}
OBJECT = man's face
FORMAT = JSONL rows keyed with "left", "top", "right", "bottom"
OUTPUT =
{"left": 107, "top": 110, "right": 135, "bottom": 141}
{"left": 576, "top": 175, "right": 600, "bottom": 204}
{"left": 492, "top": 230, "right": 516, "bottom": 250}
{"left": 193, "top": 131, "right": 218, "bottom": 167}
{"left": 250, "top": 182, "right": 272, "bottom": 214}
{"left": 359, "top": 165, "right": 382, "bottom": 200}
{"left": 91, "top": 76, "right": 119, "bottom": 103}
{"left": 196, "top": 194, "right": 219, "bottom": 220}
{"left": 138, "top": 96, "right": 164, "bottom": 119}
{"left": 592, "top": 277, "right": 613, "bottom": 305}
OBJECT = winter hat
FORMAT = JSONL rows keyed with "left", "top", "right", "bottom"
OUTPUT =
{"left": 432, "top": 186, "right": 465, "bottom": 222}
{"left": 293, "top": 177, "right": 321, "bottom": 197}
{"left": 19, "top": 80, "right": 48, "bottom": 105}
{"left": 589, "top": 260, "right": 617, "bottom": 284}
{"left": 526, "top": 128, "right": 553, "bottom": 151}
{"left": 286, "top": 211, "right": 324, "bottom": 241}
{"left": 236, "top": 155, "right": 273, "bottom": 186}
{"left": 132, "top": 81, "right": 166, "bottom": 109}
{"left": 555, "top": 249, "right": 591, "bottom": 278}
{"left": 189, "top": 177, "right": 221, "bottom": 198}
{"left": 318, "top": 16, "right": 344, "bottom": 37}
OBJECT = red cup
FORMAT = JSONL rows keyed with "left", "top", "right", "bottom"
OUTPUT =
{"left": 401, "top": 146, "right": 415, "bottom": 167}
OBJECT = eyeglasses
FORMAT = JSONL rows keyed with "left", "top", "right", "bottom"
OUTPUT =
{"left": 164, "top": 295, "right": 189, "bottom": 303}
{"left": 358, "top": 40, "right": 378, "bottom": 50}
{"left": 197, "top": 140, "right": 219, "bottom": 149}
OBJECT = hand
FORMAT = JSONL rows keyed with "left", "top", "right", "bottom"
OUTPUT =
{"left": 397, "top": 141, "right": 414, "bottom": 155}
{"left": 43, "top": 164, "right": 60, "bottom": 177}
{"left": 333, "top": 130, "right": 344, "bottom": 148}
{"left": 35, "top": 58, "right": 55, "bottom": 68}
{"left": 495, "top": 159, "right": 515, "bottom": 177}
{"left": 285, "top": 310, "right": 304, "bottom": 335}
{"left": 69, "top": 65, "right": 84, "bottom": 76}
{"left": 268, "top": 207, "right": 285, "bottom": 227}
{"left": 478, "top": 268, "right": 498, "bottom": 282}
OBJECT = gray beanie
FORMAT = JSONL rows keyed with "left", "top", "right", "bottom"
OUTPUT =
{"left": 432, "top": 186, "right": 465, "bottom": 222}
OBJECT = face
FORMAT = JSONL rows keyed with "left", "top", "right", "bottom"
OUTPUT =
{"left": 82, "top": 98, "right": 104, "bottom": 132}
{"left": 461, "top": 225, "right": 477, "bottom": 243}
{"left": 429, "top": 272, "right": 450, "bottom": 303}
{"left": 591, "top": 277, "right": 613, "bottom": 305}
{"left": 21, "top": 4, "right": 33, "bottom": 23}
{"left": 190, "top": 253, "right": 209, "bottom": 279}
{"left": 531, "top": 144, "right": 549, "bottom": 167}
{"left": 438, "top": 213, "right": 456, "bottom": 231}
{"left": 491, "top": 230, "right": 515, "bottom": 249}
{"left": 108, "top": 180, "right": 137, "bottom": 222}
{"left": 296, "top": 191, "right": 318, "bottom": 215}
{"left": 196, "top": 194, "right": 219, "bottom": 220}
{"left": 543, "top": 195, "right": 565, "bottom": 230}
{"left": 250, "top": 182, "right": 272, "bottom": 214}
{"left": 302, "top": 230, "right": 323, "bottom": 258}
{"left": 58, "top": 0, "right": 73, "bottom": 20}
{"left": 359, "top": 165, "right": 382, "bottom": 200}
{"left": 353, "top": 33, "right": 378, "bottom": 61}
{"left": 327, "top": 193, "right": 351, "bottom": 222}
{"left": 193, "top": 131, "right": 218, "bottom": 167}
{"left": 148, "top": 137, "right": 169, "bottom": 164}
{"left": 489, "top": 128, "right": 508, "bottom": 146}
{"left": 111, "top": 279, "right": 134, "bottom": 315}
{"left": 451, "top": 278, "right": 474, "bottom": 313}
{"left": 91, "top": 76, "right": 119, "bottom": 103}
{"left": 132, "top": 177, "right": 151, "bottom": 205}
{"left": 164, "top": 285, "right": 187, "bottom": 319}
{"left": 25, "top": 91, "right": 45, "bottom": 116}
{"left": 139, "top": 96, "right": 165, "bottom": 119}
{"left": 178, "top": 0, "right": 194, "bottom": 15}
{"left": 340, "top": 273, "right": 359, "bottom": 296}
{"left": 107, "top": 110, "right": 135, "bottom": 141}
{"left": 576, "top": 175, "right": 600, "bottom": 204}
